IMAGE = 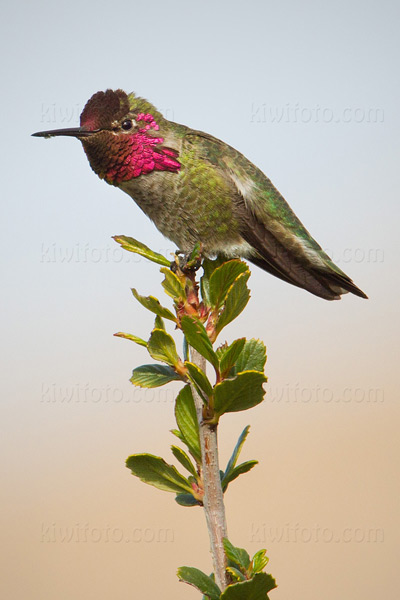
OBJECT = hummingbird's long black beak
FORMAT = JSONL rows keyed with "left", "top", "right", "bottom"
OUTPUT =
{"left": 32, "top": 127, "right": 98, "bottom": 139}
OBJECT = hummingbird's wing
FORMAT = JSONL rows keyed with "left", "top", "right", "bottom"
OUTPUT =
{"left": 183, "top": 130, "right": 367, "bottom": 300}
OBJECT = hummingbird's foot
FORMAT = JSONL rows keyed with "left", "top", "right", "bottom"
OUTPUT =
{"left": 170, "top": 252, "right": 202, "bottom": 274}
{"left": 171, "top": 244, "right": 203, "bottom": 274}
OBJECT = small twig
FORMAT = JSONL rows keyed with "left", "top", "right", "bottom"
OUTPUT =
{"left": 190, "top": 347, "right": 229, "bottom": 591}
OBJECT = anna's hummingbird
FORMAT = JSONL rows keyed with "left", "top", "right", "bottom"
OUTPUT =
{"left": 33, "top": 89, "right": 367, "bottom": 301}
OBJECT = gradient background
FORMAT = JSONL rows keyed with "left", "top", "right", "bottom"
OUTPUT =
{"left": 2, "top": 1, "right": 399, "bottom": 598}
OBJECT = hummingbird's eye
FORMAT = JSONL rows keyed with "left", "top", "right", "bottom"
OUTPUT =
{"left": 121, "top": 119, "right": 133, "bottom": 131}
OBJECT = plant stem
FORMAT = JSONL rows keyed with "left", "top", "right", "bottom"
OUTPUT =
{"left": 190, "top": 347, "right": 229, "bottom": 591}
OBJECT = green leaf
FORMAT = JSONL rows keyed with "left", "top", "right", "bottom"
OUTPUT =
{"left": 126, "top": 454, "right": 193, "bottom": 494}
{"left": 222, "top": 426, "right": 258, "bottom": 491}
{"left": 223, "top": 426, "right": 250, "bottom": 480}
{"left": 185, "top": 361, "right": 213, "bottom": 398}
{"left": 226, "top": 567, "right": 246, "bottom": 582}
{"left": 200, "top": 271, "right": 211, "bottom": 308}
{"left": 233, "top": 339, "right": 267, "bottom": 374}
{"left": 209, "top": 260, "right": 249, "bottom": 309}
{"left": 180, "top": 316, "right": 219, "bottom": 370}
{"left": 222, "top": 461, "right": 258, "bottom": 491}
{"left": 154, "top": 315, "right": 166, "bottom": 331}
{"left": 200, "top": 261, "right": 212, "bottom": 307}
{"left": 201, "top": 256, "right": 229, "bottom": 307}
{"left": 131, "top": 288, "right": 176, "bottom": 322}
{"left": 183, "top": 242, "right": 202, "bottom": 270}
{"left": 130, "top": 364, "right": 184, "bottom": 388}
{"left": 175, "top": 385, "right": 201, "bottom": 463}
{"left": 171, "top": 428, "right": 185, "bottom": 442}
{"left": 171, "top": 445, "right": 198, "bottom": 478}
{"left": 223, "top": 538, "right": 251, "bottom": 570}
{"left": 214, "top": 371, "right": 267, "bottom": 416}
{"left": 177, "top": 566, "right": 221, "bottom": 600}
{"left": 160, "top": 267, "right": 186, "bottom": 300}
{"left": 221, "top": 572, "right": 277, "bottom": 600}
{"left": 219, "top": 338, "right": 246, "bottom": 376}
{"left": 114, "top": 332, "right": 147, "bottom": 347}
{"left": 113, "top": 235, "right": 170, "bottom": 266}
{"left": 175, "top": 493, "right": 202, "bottom": 507}
{"left": 215, "top": 272, "right": 251, "bottom": 335}
{"left": 252, "top": 549, "right": 269, "bottom": 574}
{"left": 183, "top": 335, "right": 189, "bottom": 361}
{"left": 147, "top": 328, "right": 181, "bottom": 367}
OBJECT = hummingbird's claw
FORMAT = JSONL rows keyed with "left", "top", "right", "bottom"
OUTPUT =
{"left": 171, "top": 248, "right": 202, "bottom": 274}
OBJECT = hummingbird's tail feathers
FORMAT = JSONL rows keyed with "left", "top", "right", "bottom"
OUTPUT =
{"left": 312, "top": 267, "right": 368, "bottom": 299}
{"left": 241, "top": 221, "right": 367, "bottom": 301}
{"left": 242, "top": 226, "right": 338, "bottom": 300}
{"left": 247, "top": 251, "right": 342, "bottom": 300}
{"left": 248, "top": 252, "right": 367, "bottom": 300}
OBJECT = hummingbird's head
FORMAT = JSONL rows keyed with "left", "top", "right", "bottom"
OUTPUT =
{"left": 32, "top": 89, "right": 180, "bottom": 184}
{"left": 80, "top": 88, "right": 131, "bottom": 131}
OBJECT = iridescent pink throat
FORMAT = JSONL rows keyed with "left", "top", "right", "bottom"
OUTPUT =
{"left": 105, "top": 113, "right": 180, "bottom": 184}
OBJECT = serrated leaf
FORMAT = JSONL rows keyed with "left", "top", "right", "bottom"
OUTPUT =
{"left": 147, "top": 328, "right": 181, "bottom": 367}
{"left": 180, "top": 316, "right": 219, "bottom": 370}
{"left": 160, "top": 267, "right": 186, "bottom": 300}
{"left": 223, "top": 538, "right": 251, "bottom": 570}
{"left": 233, "top": 339, "right": 267, "bottom": 374}
{"left": 215, "top": 272, "right": 250, "bottom": 335}
{"left": 113, "top": 235, "right": 170, "bottom": 266}
{"left": 226, "top": 566, "right": 246, "bottom": 582}
{"left": 219, "top": 338, "right": 246, "bottom": 376}
{"left": 252, "top": 549, "right": 269, "bottom": 574}
{"left": 214, "top": 371, "right": 267, "bottom": 416}
{"left": 221, "top": 572, "right": 277, "bottom": 600}
{"left": 154, "top": 315, "right": 165, "bottom": 331}
{"left": 216, "top": 342, "right": 228, "bottom": 360}
{"left": 171, "top": 445, "right": 198, "bottom": 478}
{"left": 222, "top": 461, "right": 258, "bottom": 492}
{"left": 175, "top": 493, "right": 202, "bottom": 507}
{"left": 175, "top": 385, "right": 201, "bottom": 463}
{"left": 130, "top": 364, "right": 184, "bottom": 388}
{"left": 126, "top": 454, "right": 192, "bottom": 494}
{"left": 177, "top": 566, "right": 221, "bottom": 600}
{"left": 114, "top": 332, "right": 147, "bottom": 347}
{"left": 209, "top": 260, "right": 249, "bottom": 309}
{"left": 185, "top": 361, "right": 213, "bottom": 398}
{"left": 202, "top": 256, "right": 225, "bottom": 277}
{"left": 131, "top": 288, "right": 176, "bottom": 322}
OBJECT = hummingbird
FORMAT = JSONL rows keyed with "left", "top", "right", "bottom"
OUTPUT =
{"left": 33, "top": 89, "right": 367, "bottom": 301}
